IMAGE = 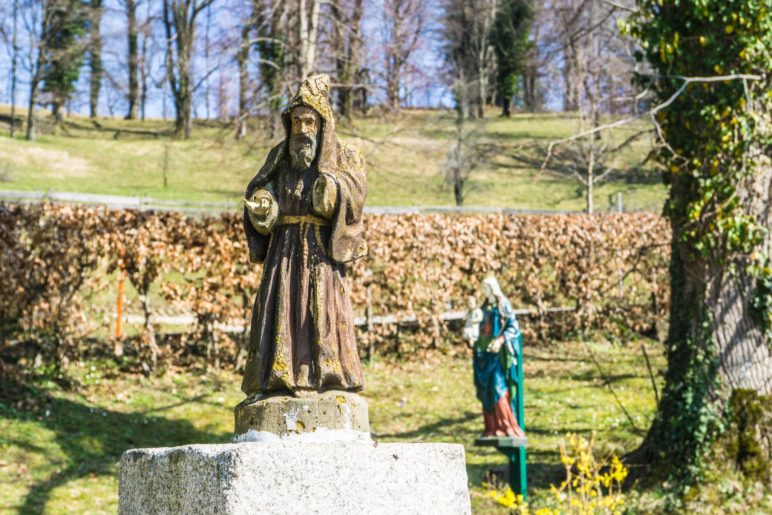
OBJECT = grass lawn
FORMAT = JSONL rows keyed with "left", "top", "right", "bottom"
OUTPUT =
{"left": 0, "top": 340, "right": 665, "bottom": 514}
{"left": 0, "top": 105, "right": 666, "bottom": 212}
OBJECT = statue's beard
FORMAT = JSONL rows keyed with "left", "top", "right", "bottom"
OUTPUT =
{"left": 289, "top": 135, "right": 317, "bottom": 170}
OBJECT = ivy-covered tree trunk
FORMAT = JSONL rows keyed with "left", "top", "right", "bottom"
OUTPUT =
{"left": 630, "top": 0, "right": 772, "bottom": 483}
{"left": 648, "top": 155, "right": 772, "bottom": 478}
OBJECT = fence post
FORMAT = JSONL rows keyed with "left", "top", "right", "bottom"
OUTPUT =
{"left": 163, "top": 144, "right": 170, "bottom": 189}
{"left": 116, "top": 248, "right": 126, "bottom": 339}
{"left": 366, "top": 284, "right": 374, "bottom": 365}
{"left": 616, "top": 194, "right": 624, "bottom": 297}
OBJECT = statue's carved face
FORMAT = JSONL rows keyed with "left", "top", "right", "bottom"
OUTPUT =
{"left": 289, "top": 106, "right": 320, "bottom": 171}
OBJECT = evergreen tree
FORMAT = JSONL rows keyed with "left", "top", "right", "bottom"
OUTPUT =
{"left": 41, "top": 0, "right": 88, "bottom": 123}
{"left": 491, "top": 0, "right": 532, "bottom": 117}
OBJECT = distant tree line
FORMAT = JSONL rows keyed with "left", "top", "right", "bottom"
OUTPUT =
{"left": 0, "top": 0, "right": 641, "bottom": 140}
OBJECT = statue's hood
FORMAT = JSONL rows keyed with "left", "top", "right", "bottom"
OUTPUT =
{"left": 280, "top": 74, "right": 338, "bottom": 177}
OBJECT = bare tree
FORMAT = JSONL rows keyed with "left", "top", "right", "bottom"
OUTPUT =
{"left": 122, "top": 0, "right": 141, "bottom": 119}
{"left": 297, "top": 0, "right": 321, "bottom": 79}
{"left": 138, "top": 0, "right": 153, "bottom": 120}
{"left": 235, "top": 8, "right": 251, "bottom": 138}
{"left": 441, "top": 0, "right": 497, "bottom": 119}
{"left": 528, "top": 0, "right": 642, "bottom": 212}
{"left": 203, "top": 2, "right": 212, "bottom": 119}
{"left": 22, "top": 1, "right": 42, "bottom": 140}
{"left": 521, "top": 10, "right": 542, "bottom": 112}
{"left": 441, "top": 0, "right": 499, "bottom": 204}
{"left": 253, "top": 0, "right": 288, "bottom": 138}
{"left": 329, "top": 0, "right": 364, "bottom": 120}
{"left": 1, "top": 0, "right": 22, "bottom": 136}
{"left": 382, "top": 0, "right": 425, "bottom": 111}
{"left": 162, "top": 0, "right": 216, "bottom": 138}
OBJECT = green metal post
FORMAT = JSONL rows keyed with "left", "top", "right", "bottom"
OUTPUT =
{"left": 506, "top": 448, "right": 528, "bottom": 501}
{"left": 509, "top": 333, "right": 527, "bottom": 500}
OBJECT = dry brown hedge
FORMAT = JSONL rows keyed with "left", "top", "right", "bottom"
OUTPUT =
{"left": 0, "top": 203, "right": 670, "bottom": 369}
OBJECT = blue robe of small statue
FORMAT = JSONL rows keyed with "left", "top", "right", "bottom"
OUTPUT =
{"left": 472, "top": 296, "right": 524, "bottom": 437}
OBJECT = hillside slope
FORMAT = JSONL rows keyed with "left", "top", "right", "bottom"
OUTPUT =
{"left": 0, "top": 106, "right": 666, "bottom": 211}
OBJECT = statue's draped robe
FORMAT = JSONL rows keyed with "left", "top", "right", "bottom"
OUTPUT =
{"left": 241, "top": 92, "right": 367, "bottom": 395}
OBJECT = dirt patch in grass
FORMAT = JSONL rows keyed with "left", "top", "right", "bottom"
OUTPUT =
{"left": 0, "top": 145, "right": 93, "bottom": 179}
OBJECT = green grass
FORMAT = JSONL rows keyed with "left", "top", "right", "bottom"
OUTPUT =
{"left": 0, "top": 106, "right": 667, "bottom": 211}
{"left": 0, "top": 340, "right": 666, "bottom": 514}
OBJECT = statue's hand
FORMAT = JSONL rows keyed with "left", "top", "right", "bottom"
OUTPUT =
{"left": 487, "top": 335, "right": 504, "bottom": 353}
{"left": 244, "top": 189, "right": 277, "bottom": 235}
{"left": 243, "top": 197, "right": 270, "bottom": 217}
{"left": 312, "top": 173, "right": 338, "bottom": 219}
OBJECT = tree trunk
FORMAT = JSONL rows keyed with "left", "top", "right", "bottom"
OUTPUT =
{"left": 254, "top": 0, "right": 285, "bottom": 139}
{"left": 9, "top": 0, "right": 19, "bottom": 137}
{"left": 140, "top": 292, "right": 158, "bottom": 371}
{"left": 236, "top": 19, "right": 250, "bottom": 139}
{"left": 451, "top": 80, "right": 468, "bottom": 207}
{"left": 26, "top": 12, "right": 46, "bottom": 142}
{"left": 126, "top": 0, "right": 139, "bottom": 119}
{"left": 523, "top": 65, "right": 537, "bottom": 112}
{"left": 140, "top": 37, "right": 147, "bottom": 118}
{"left": 562, "top": 46, "right": 578, "bottom": 112}
{"left": 345, "top": 0, "right": 363, "bottom": 119}
{"left": 163, "top": 0, "right": 197, "bottom": 139}
{"left": 88, "top": 0, "right": 103, "bottom": 118}
{"left": 586, "top": 150, "right": 594, "bottom": 214}
{"left": 52, "top": 102, "right": 63, "bottom": 124}
{"left": 204, "top": 4, "right": 212, "bottom": 120}
{"left": 501, "top": 96, "right": 511, "bottom": 117}
{"left": 331, "top": 0, "right": 361, "bottom": 121}
{"left": 386, "top": 65, "right": 400, "bottom": 110}
{"left": 298, "top": 0, "right": 320, "bottom": 80}
{"left": 477, "top": 61, "right": 486, "bottom": 119}
{"left": 636, "top": 151, "right": 772, "bottom": 480}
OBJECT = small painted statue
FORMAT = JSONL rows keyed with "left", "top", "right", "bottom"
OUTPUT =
{"left": 468, "top": 276, "right": 525, "bottom": 438}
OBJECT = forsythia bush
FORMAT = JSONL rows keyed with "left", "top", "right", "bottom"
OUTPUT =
{"left": 490, "top": 433, "right": 629, "bottom": 514}
{"left": 0, "top": 203, "right": 670, "bottom": 369}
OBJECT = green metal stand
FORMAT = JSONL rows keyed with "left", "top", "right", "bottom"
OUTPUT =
{"left": 474, "top": 333, "right": 528, "bottom": 499}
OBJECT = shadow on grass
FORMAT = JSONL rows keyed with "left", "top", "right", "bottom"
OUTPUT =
{"left": 373, "top": 411, "right": 480, "bottom": 441}
{"left": 509, "top": 145, "right": 661, "bottom": 187}
{"left": 1, "top": 380, "right": 229, "bottom": 515}
{"left": 373, "top": 410, "right": 572, "bottom": 493}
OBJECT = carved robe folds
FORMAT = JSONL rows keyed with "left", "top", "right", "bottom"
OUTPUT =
{"left": 241, "top": 83, "right": 367, "bottom": 396}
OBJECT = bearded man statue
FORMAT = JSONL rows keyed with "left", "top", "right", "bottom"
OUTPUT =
{"left": 235, "top": 75, "right": 370, "bottom": 440}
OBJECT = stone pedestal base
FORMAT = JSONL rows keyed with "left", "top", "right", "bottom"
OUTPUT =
{"left": 119, "top": 442, "right": 471, "bottom": 514}
{"left": 234, "top": 391, "right": 370, "bottom": 441}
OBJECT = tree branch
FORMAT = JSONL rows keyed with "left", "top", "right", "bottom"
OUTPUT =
{"left": 539, "top": 74, "right": 763, "bottom": 172}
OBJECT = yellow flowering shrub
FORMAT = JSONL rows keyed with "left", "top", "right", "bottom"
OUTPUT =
{"left": 487, "top": 432, "right": 629, "bottom": 514}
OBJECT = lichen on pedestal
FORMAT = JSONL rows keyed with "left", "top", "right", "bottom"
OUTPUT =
{"left": 234, "top": 390, "right": 370, "bottom": 441}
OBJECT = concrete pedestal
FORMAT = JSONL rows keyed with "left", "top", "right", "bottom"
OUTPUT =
{"left": 119, "top": 441, "right": 471, "bottom": 515}
{"left": 234, "top": 391, "right": 370, "bottom": 440}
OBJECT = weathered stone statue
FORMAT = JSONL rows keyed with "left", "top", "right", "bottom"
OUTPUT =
{"left": 119, "top": 76, "right": 472, "bottom": 514}
{"left": 235, "top": 74, "right": 369, "bottom": 439}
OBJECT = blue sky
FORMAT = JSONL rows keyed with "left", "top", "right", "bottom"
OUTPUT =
{"left": 0, "top": 0, "right": 560, "bottom": 120}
